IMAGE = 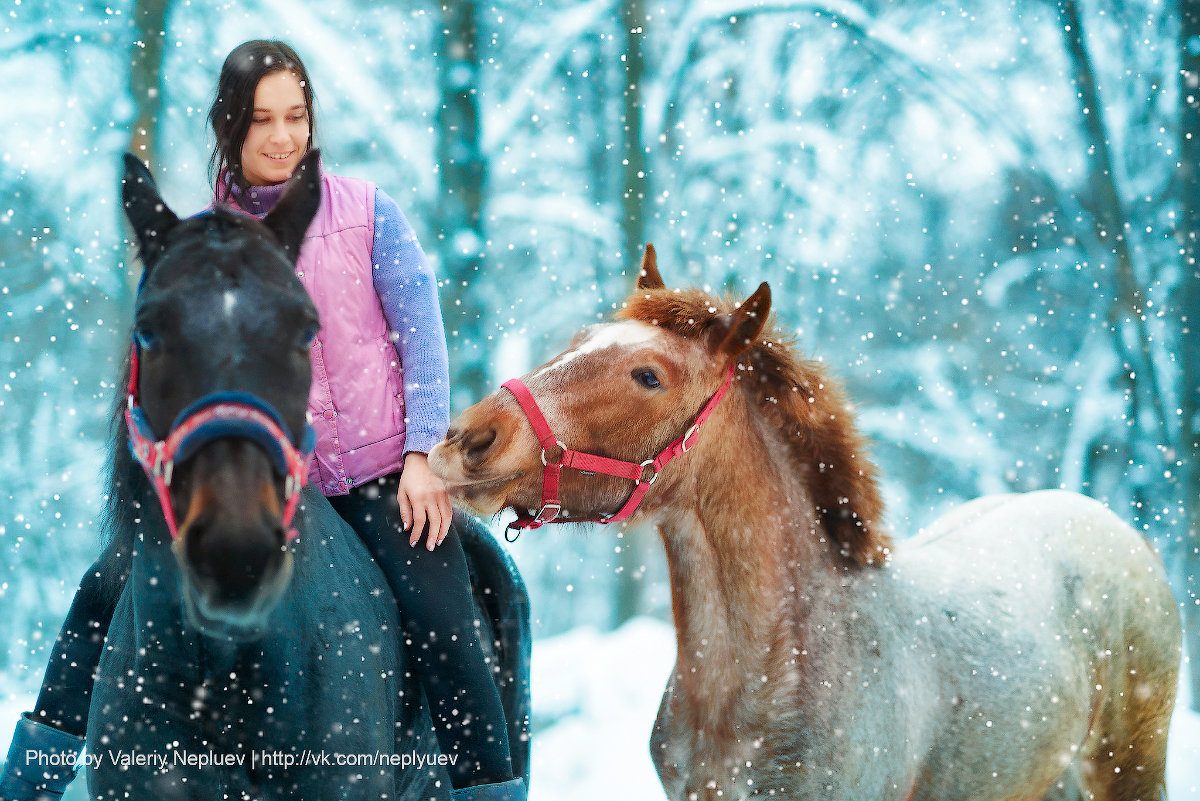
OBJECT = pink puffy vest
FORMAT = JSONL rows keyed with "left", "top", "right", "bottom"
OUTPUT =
{"left": 218, "top": 173, "right": 407, "bottom": 496}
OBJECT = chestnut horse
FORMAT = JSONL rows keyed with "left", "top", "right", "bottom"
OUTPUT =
{"left": 430, "top": 247, "right": 1181, "bottom": 801}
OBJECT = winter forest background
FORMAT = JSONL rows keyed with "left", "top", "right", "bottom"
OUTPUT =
{"left": 3, "top": 0, "right": 1200, "bottom": 796}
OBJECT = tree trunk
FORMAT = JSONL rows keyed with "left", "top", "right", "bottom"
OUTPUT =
{"left": 1057, "top": 0, "right": 1170, "bottom": 525}
{"left": 620, "top": 0, "right": 649, "bottom": 273}
{"left": 436, "top": 0, "right": 489, "bottom": 406}
{"left": 128, "top": 0, "right": 167, "bottom": 168}
{"left": 1178, "top": 0, "right": 1200, "bottom": 711}
{"left": 124, "top": 0, "right": 168, "bottom": 298}
{"left": 613, "top": 0, "right": 649, "bottom": 627}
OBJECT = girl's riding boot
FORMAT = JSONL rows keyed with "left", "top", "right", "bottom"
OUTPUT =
{"left": 450, "top": 777, "right": 527, "bottom": 801}
{"left": 0, "top": 713, "right": 85, "bottom": 801}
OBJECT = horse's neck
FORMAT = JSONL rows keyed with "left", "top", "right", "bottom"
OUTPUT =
{"left": 128, "top": 523, "right": 187, "bottom": 642}
{"left": 654, "top": 398, "right": 846, "bottom": 724}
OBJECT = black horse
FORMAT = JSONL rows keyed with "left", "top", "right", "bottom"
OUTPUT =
{"left": 82, "top": 153, "right": 530, "bottom": 800}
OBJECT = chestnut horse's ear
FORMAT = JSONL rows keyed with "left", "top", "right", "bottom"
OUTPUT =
{"left": 637, "top": 243, "right": 665, "bottom": 290}
{"left": 121, "top": 153, "right": 179, "bottom": 270}
{"left": 707, "top": 282, "right": 771, "bottom": 361}
{"left": 262, "top": 149, "right": 322, "bottom": 263}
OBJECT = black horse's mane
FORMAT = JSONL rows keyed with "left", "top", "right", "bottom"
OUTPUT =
{"left": 94, "top": 347, "right": 143, "bottom": 600}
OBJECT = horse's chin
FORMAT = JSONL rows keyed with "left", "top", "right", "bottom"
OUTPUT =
{"left": 179, "top": 556, "right": 293, "bottom": 643}
{"left": 183, "top": 600, "right": 266, "bottom": 643}
{"left": 440, "top": 472, "right": 526, "bottom": 518}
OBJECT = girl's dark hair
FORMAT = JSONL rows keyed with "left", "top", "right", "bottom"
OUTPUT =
{"left": 208, "top": 40, "right": 317, "bottom": 201}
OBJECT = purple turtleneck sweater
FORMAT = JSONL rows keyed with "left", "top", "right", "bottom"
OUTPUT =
{"left": 234, "top": 181, "right": 450, "bottom": 457}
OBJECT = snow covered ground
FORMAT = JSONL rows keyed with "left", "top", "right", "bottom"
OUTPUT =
{"left": 2, "top": 617, "right": 1197, "bottom": 799}
{"left": 1170, "top": 678, "right": 1200, "bottom": 800}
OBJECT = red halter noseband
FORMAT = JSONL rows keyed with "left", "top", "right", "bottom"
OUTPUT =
{"left": 124, "top": 344, "right": 314, "bottom": 543}
{"left": 501, "top": 364, "right": 735, "bottom": 536}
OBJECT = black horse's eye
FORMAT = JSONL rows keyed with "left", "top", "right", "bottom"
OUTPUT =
{"left": 633, "top": 368, "right": 662, "bottom": 390}
{"left": 300, "top": 325, "right": 319, "bottom": 350}
{"left": 133, "top": 327, "right": 159, "bottom": 351}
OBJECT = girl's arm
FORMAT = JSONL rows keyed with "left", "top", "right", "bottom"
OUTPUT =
{"left": 371, "top": 188, "right": 452, "bottom": 548}
{"left": 370, "top": 188, "right": 451, "bottom": 457}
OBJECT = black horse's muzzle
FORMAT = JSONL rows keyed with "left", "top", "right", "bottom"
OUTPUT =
{"left": 123, "top": 342, "right": 314, "bottom": 639}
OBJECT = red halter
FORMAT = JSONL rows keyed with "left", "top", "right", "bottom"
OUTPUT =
{"left": 501, "top": 364, "right": 735, "bottom": 535}
{"left": 124, "top": 344, "right": 314, "bottom": 543}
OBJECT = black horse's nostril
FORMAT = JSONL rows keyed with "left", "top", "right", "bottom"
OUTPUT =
{"left": 463, "top": 427, "right": 497, "bottom": 463}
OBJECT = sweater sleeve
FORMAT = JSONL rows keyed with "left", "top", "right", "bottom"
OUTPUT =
{"left": 371, "top": 188, "right": 450, "bottom": 456}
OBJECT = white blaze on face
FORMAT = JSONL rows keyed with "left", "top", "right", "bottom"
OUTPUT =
{"left": 532, "top": 321, "right": 660, "bottom": 380}
{"left": 223, "top": 290, "right": 238, "bottom": 318}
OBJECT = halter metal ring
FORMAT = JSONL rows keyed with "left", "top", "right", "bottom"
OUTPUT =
{"left": 541, "top": 440, "right": 567, "bottom": 466}
{"left": 638, "top": 459, "right": 658, "bottom": 485}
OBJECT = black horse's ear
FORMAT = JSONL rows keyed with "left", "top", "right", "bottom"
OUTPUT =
{"left": 707, "top": 282, "right": 771, "bottom": 361}
{"left": 636, "top": 243, "right": 665, "bottom": 290}
{"left": 121, "top": 153, "right": 179, "bottom": 268}
{"left": 262, "top": 149, "right": 322, "bottom": 262}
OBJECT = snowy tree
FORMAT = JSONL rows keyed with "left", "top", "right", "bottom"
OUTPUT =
{"left": 435, "top": 0, "right": 491, "bottom": 406}
{"left": 1177, "top": 0, "right": 1200, "bottom": 712}
{"left": 3, "top": 0, "right": 1196, "bottom": 711}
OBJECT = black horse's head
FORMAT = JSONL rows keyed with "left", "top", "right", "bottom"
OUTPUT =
{"left": 121, "top": 151, "right": 321, "bottom": 639}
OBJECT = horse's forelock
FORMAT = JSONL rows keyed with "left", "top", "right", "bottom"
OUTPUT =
{"left": 619, "top": 287, "right": 891, "bottom": 568}
{"left": 147, "top": 210, "right": 298, "bottom": 291}
{"left": 618, "top": 287, "right": 727, "bottom": 339}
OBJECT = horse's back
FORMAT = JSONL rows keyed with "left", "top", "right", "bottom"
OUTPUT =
{"left": 903, "top": 489, "right": 1176, "bottom": 626}
{"left": 889, "top": 490, "right": 1180, "bottom": 801}
{"left": 899, "top": 489, "right": 1179, "bottom": 685}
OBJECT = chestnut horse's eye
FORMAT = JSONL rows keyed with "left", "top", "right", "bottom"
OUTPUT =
{"left": 633, "top": 368, "right": 662, "bottom": 390}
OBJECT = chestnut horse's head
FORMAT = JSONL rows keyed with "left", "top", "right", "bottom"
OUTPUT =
{"left": 432, "top": 246, "right": 888, "bottom": 565}
{"left": 120, "top": 152, "right": 321, "bottom": 638}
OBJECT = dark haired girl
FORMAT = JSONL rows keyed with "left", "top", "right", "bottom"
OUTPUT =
{"left": 1, "top": 39, "right": 522, "bottom": 801}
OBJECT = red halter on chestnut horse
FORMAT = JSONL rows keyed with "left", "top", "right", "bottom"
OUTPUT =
{"left": 430, "top": 246, "right": 1181, "bottom": 801}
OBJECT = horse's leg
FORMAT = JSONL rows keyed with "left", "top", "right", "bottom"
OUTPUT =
{"left": 1036, "top": 765, "right": 1084, "bottom": 801}
{"left": 649, "top": 688, "right": 679, "bottom": 792}
{"left": 1077, "top": 661, "right": 1176, "bottom": 801}
{"left": 650, "top": 670, "right": 709, "bottom": 800}
{"left": 1077, "top": 700, "right": 1173, "bottom": 801}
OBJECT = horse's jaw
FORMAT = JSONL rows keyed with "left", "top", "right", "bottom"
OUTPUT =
{"left": 434, "top": 475, "right": 514, "bottom": 517}
{"left": 428, "top": 442, "right": 526, "bottom": 517}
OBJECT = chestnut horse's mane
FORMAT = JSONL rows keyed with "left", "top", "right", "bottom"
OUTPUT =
{"left": 618, "top": 287, "right": 891, "bottom": 567}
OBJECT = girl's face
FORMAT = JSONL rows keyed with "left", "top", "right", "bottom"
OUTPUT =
{"left": 240, "top": 71, "right": 310, "bottom": 187}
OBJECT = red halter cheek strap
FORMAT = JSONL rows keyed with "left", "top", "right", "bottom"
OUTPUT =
{"left": 501, "top": 364, "right": 735, "bottom": 535}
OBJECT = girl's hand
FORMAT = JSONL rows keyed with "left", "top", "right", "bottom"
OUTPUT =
{"left": 397, "top": 452, "right": 453, "bottom": 550}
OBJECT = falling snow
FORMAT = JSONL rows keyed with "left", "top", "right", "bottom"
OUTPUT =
{"left": 3, "top": 0, "right": 1200, "bottom": 797}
